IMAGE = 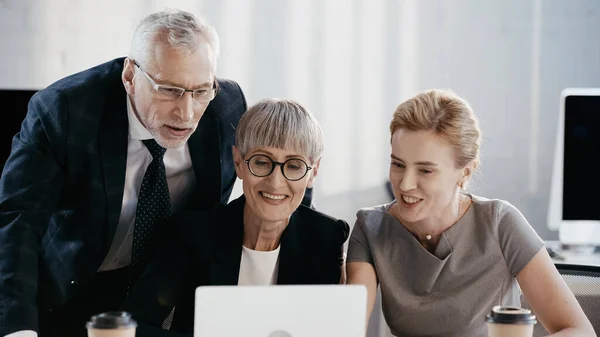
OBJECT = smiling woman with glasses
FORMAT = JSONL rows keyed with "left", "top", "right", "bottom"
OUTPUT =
{"left": 125, "top": 98, "right": 350, "bottom": 334}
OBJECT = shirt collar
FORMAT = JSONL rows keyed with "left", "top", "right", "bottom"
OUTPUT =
{"left": 127, "top": 96, "right": 153, "bottom": 140}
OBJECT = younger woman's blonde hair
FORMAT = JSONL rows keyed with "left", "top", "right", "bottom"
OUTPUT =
{"left": 390, "top": 89, "right": 481, "bottom": 168}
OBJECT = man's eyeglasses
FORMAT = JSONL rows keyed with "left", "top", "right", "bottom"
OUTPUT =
{"left": 132, "top": 59, "right": 219, "bottom": 103}
{"left": 244, "top": 154, "right": 313, "bottom": 181}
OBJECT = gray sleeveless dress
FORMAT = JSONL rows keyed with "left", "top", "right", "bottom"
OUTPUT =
{"left": 347, "top": 194, "right": 544, "bottom": 337}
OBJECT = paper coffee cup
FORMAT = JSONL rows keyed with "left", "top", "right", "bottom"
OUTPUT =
{"left": 86, "top": 311, "right": 137, "bottom": 337}
{"left": 486, "top": 306, "right": 537, "bottom": 337}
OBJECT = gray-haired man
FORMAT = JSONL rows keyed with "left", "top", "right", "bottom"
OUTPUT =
{"left": 0, "top": 9, "right": 250, "bottom": 337}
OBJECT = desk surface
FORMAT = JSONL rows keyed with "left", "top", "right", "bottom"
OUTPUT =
{"left": 546, "top": 240, "right": 600, "bottom": 267}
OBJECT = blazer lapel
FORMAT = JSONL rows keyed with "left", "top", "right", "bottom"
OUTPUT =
{"left": 99, "top": 85, "right": 128, "bottom": 251}
{"left": 187, "top": 112, "right": 222, "bottom": 209}
{"left": 208, "top": 197, "right": 245, "bottom": 285}
{"left": 277, "top": 213, "right": 303, "bottom": 285}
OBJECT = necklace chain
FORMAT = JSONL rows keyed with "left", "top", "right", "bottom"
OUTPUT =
{"left": 421, "top": 195, "right": 463, "bottom": 241}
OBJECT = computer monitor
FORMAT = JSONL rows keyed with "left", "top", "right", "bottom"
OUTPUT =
{"left": 548, "top": 88, "right": 600, "bottom": 245}
{"left": 194, "top": 285, "right": 367, "bottom": 337}
{"left": 0, "top": 89, "right": 38, "bottom": 171}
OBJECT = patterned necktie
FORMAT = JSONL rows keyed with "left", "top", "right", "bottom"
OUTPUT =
{"left": 131, "top": 139, "right": 171, "bottom": 266}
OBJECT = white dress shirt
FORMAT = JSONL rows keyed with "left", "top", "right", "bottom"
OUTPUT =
{"left": 237, "top": 245, "right": 281, "bottom": 285}
{"left": 98, "top": 99, "right": 196, "bottom": 271}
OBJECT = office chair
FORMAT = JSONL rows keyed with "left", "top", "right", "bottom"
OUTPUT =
{"left": 522, "top": 263, "right": 600, "bottom": 336}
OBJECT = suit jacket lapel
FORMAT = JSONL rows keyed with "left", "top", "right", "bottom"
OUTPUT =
{"left": 208, "top": 196, "right": 245, "bottom": 285}
{"left": 206, "top": 197, "right": 304, "bottom": 286}
{"left": 277, "top": 212, "right": 303, "bottom": 285}
{"left": 99, "top": 76, "right": 128, "bottom": 251}
{"left": 187, "top": 112, "right": 222, "bottom": 209}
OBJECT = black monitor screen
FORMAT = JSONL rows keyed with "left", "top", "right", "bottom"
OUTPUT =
{"left": 562, "top": 95, "right": 600, "bottom": 220}
{"left": 0, "top": 89, "right": 38, "bottom": 171}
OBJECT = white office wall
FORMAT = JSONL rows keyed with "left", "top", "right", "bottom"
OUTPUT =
{"left": 2, "top": 1, "right": 600, "bottom": 336}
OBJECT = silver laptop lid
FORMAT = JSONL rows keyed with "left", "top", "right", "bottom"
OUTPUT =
{"left": 194, "top": 285, "right": 367, "bottom": 337}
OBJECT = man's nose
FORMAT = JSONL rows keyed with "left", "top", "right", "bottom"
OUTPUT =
{"left": 174, "top": 92, "right": 195, "bottom": 123}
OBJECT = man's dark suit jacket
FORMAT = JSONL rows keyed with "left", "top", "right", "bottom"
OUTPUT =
{"left": 125, "top": 195, "right": 349, "bottom": 335}
{"left": 0, "top": 57, "right": 247, "bottom": 334}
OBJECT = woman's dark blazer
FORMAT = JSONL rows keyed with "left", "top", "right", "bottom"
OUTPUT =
{"left": 125, "top": 195, "right": 349, "bottom": 335}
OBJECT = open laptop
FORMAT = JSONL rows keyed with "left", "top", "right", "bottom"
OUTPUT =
{"left": 194, "top": 285, "right": 367, "bottom": 337}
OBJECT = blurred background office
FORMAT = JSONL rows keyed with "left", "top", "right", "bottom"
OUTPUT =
{"left": 1, "top": 1, "right": 600, "bottom": 336}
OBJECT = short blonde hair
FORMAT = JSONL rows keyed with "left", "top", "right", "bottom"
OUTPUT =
{"left": 390, "top": 89, "right": 481, "bottom": 168}
{"left": 236, "top": 99, "right": 323, "bottom": 163}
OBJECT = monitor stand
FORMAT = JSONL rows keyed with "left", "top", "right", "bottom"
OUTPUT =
{"left": 559, "top": 221, "right": 600, "bottom": 245}
{"left": 547, "top": 237, "right": 600, "bottom": 268}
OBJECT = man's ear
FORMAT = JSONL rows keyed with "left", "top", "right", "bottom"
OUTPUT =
{"left": 306, "top": 158, "right": 320, "bottom": 188}
{"left": 122, "top": 58, "right": 136, "bottom": 96}
{"left": 232, "top": 146, "right": 244, "bottom": 179}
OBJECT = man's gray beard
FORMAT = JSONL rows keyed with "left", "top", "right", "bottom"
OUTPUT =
{"left": 149, "top": 128, "right": 188, "bottom": 149}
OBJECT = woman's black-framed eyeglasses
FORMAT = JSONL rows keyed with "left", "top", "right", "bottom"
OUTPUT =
{"left": 244, "top": 154, "right": 312, "bottom": 181}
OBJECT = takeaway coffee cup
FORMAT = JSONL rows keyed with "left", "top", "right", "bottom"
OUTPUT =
{"left": 86, "top": 311, "right": 137, "bottom": 337}
{"left": 486, "top": 306, "right": 537, "bottom": 337}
